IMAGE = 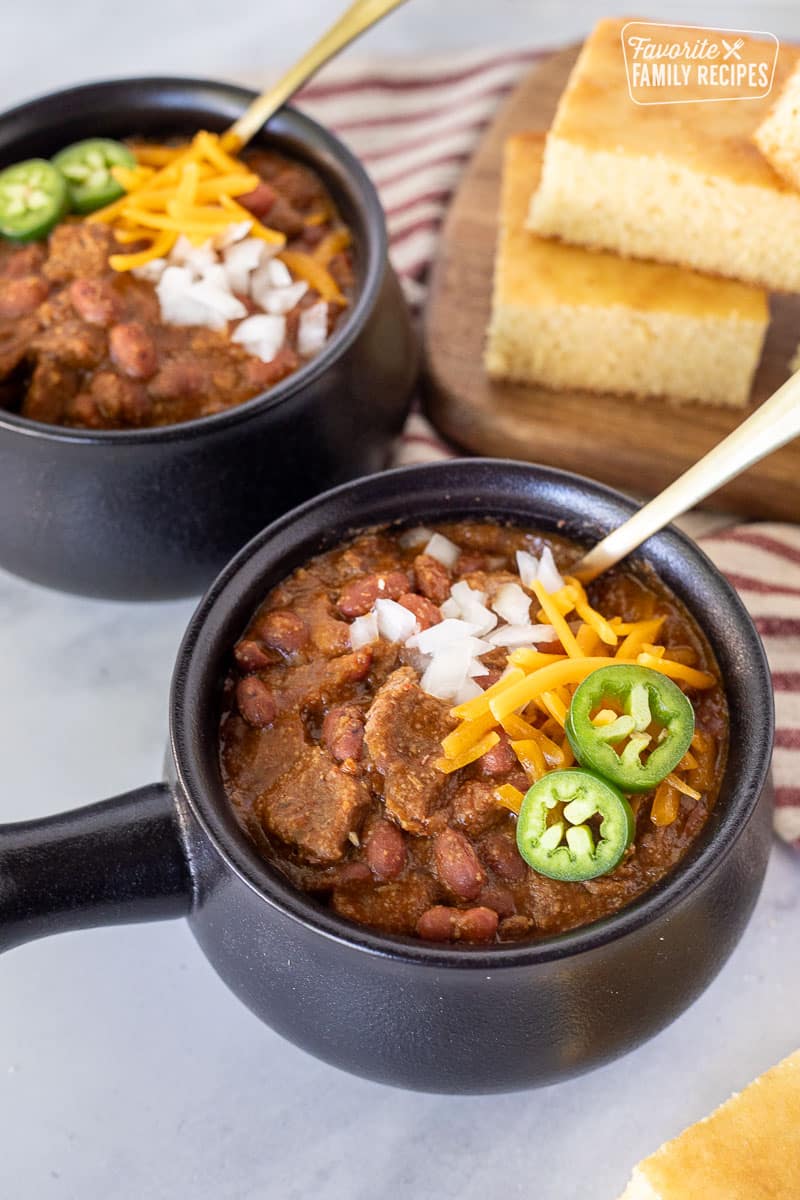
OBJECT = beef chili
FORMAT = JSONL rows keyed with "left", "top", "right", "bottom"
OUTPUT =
{"left": 0, "top": 134, "right": 354, "bottom": 429}
{"left": 219, "top": 522, "right": 729, "bottom": 945}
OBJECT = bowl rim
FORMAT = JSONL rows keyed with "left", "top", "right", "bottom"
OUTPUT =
{"left": 0, "top": 75, "right": 388, "bottom": 446}
{"left": 170, "top": 458, "right": 775, "bottom": 968}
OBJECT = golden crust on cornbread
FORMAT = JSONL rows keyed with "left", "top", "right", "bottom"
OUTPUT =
{"left": 486, "top": 133, "right": 768, "bottom": 406}
{"left": 617, "top": 1050, "right": 800, "bottom": 1200}
{"left": 527, "top": 18, "right": 800, "bottom": 291}
{"left": 754, "top": 61, "right": 800, "bottom": 189}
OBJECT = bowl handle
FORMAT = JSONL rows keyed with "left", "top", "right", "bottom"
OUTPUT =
{"left": 0, "top": 783, "right": 192, "bottom": 953}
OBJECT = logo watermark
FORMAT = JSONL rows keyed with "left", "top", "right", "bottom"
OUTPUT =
{"left": 621, "top": 21, "right": 779, "bottom": 106}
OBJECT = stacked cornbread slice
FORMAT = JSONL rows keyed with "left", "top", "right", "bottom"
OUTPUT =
{"left": 487, "top": 18, "right": 800, "bottom": 406}
{"left": 529, "top": 19, "right": 800, "bottom": 290}
{"left": 486, "top": 134, "right": 768, "bottom": 406}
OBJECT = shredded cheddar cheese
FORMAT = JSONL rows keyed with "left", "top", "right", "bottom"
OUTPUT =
{"left": 495, "top": 784, "right": 525, "bottom": 814}
{"left": 435, "top": 731, "right": 499, "bottom": 774}
{"left": 531, "top": 579, "right": 583, "bottom": 658}
{"left": 88, "top": 131, "right": 300, "bottom": 270}
{"left": 435, "top": 577, "right": 718, "bottom": 837}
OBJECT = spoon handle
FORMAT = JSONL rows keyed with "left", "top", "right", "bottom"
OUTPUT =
{"left": 574, "top": 370, "right": 800, "bottom": 584}
{"left": 222, "top": 0, "right": 411, "bottom": 151}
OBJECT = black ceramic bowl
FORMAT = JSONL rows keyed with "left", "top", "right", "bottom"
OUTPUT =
{"left": 0, "top": 78, "right": 416, "bottom": 599}
{"left": 0, "top": 461, "right": 775, "bottom": 1093}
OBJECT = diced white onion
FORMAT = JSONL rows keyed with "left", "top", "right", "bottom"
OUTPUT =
{"left": 223, "top": 237, "right": 266, "bottom": 294}
{"left": 297, "top": 302, "right": 329, "bottom": 358}
{"left": 407, "top": 618, "right": 480, "bottom": 655}
{"left": 440, "top": 597, "right": 461, "bottom": 620}
{"left": 267, "top": 259, "right": 293, "bottom": 289}
{"left": 516, "top": 549, "right": 539, "bottom": 588}
{"left": 232, "top": 313, "right": 286, "bottom": 362}
{"left": 157, "top": 267, "right": 226, "bottom": 329}
{"left": 448, "top": 580, "right": 497, "bottom": 635}
{"left": 170, "top": 236, "right": 217, "bottom": 277}
{"left": 213, "top": 221, "right": 253, "bottom": 250}
{"left": 264, "top": 281, "right": 308, "bottom": 316}
{"left": 538, "top": 546, "right": 564, "bottom": 594}
{"left": 189, "top": 279, "right": 248, "bottom": 321}
{"left": 420, "top": 643, "right": 473, "bottom": 701}
{"left": 452, "top": 677, "right": 484, "bottom": 705}
{"left": 132, "top": 257, "right": 167, "bottom": 282}
{"left": 491, "top": 581, "right": 531, "bottom": 626}
{"left": 374, "top": 598, "right": 418, "bottom": 643}
{"left": 466, "top": 658, "right": 489, "bottom": 678}
{"left": 199, "top": 262, "right": 231, "bottom": 291}
{"left": 399, "top": 526, "right": 433, "bottom": 549}
{"left": 451, "top": 580, "right": 487, "bottom": 607}
{"left": 350, "top": 612, "right": 378, "bottom": 649}
{"left": 487, "top": 623, "right": 559, "bottom": 647}
{"left": 423, "top": 532, "right": 460, "bottom": 569}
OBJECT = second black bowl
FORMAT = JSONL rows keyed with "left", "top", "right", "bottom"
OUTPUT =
{"left": 0, "top": 77, "right": 417, "bottom": 599}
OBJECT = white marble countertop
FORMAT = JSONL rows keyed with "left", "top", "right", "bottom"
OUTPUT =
{"left": 1, "top": 2, "right": 799, "bottom": 1196}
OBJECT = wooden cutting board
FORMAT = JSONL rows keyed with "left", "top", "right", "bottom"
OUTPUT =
{"left": 423, "top": 45, "right": 800, "bottom": 520}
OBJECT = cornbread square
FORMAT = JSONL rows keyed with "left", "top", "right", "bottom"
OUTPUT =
{"left": 754, "top": 62, "right": 800, "bottom": 189}
{"left": 485, "top": 134, "right": 768, "bottom": 406}
{"left": 528, "top": 19, "right": 800, "bottom": 291}
{"left": 618, "top": 1050, "right": 800, "bottom": 1200}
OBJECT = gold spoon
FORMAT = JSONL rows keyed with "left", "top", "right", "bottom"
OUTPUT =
{"left": 573, "top": 371, "right": 800, "bottom": 584}
{"left": 221, "top": 0, "right": 411, "bottom": 152}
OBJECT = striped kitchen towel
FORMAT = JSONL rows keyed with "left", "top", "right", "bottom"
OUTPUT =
{"left": 294, "top": 50, "right": 799, "bottom": 848}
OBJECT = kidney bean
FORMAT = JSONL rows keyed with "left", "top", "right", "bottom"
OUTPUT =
{"left": 481, "top": 832, "right": 528, "bottom": 882}
{"left": 337, "top": 570, "right": 411, "bottom": 617}
{"left": 477, "top": 884, "right": 516, "bottom": 918}
{"left": 364, "top": 819, "right": 406, "bottom": 881}
{"left": 417, "top": 905, "right": 498, "bottom": 943}
{"left": 255, "top": 609, "right": 308, "bottom": 655}
{"left": 477, "top": 730, "right": 517, "bottom": 778}
{"left": 234, "top": 638, "right": 277, "bottom": 673}
{"left": 109, "top": 322, "right": 157, "bottom": 379}
{"left": 236, "top": 181, "right": 277, "bottom": 218}
{"left": 433, "top": 828, "right": 485, "bottom": 900}
{"left": 236, "top": 677, "right": 276, "bottom": 728}
{"left": 479, "top": 668, "right": 504, "bottom": 691}
{"left": 416, "top": 906, "right": 454, "bottom": 941}
{"left": 397, "top": 592, "right": 442, "bottom": 630}
{"left": 0, "top": 275, "right": 48, "bottom": 318}
{"left": 412, "top": 554, "right": 451, "bottom": 605}
{"left": 68, "top": 277, "right": 118, "bottom": 326}
{"left": 455, "top": 553, "right": 487, "bottom": 575}
{"left": 322, "top": 704, "right": 365, "bottom": 763}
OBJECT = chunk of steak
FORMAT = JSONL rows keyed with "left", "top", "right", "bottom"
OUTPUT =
{"left": 30, "top": 320, "right": 106, "bottom": 369}
{"left": 22, "top": 359, "right": 80, "bottom": 424}
{"left": 452, "top": 780, "right": 505, "bottom": 835}
{"left": 332, "top": 871, "right": 437, "bottom": 936}
{"left": 43, "top": 223, "right": 114, "bottom": 282}
{"left": 363, "top": 667, "right": 454, "bottom": 833}
{"left": 263, "top": 745, "right": 371, "bottom": 864}
{"left": 0, "top": 315, "right": 37, "bottom": 380}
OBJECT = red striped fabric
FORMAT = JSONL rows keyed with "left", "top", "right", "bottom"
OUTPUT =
{"left": 297, "top": 52, "right": 800, "bottom": 849}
